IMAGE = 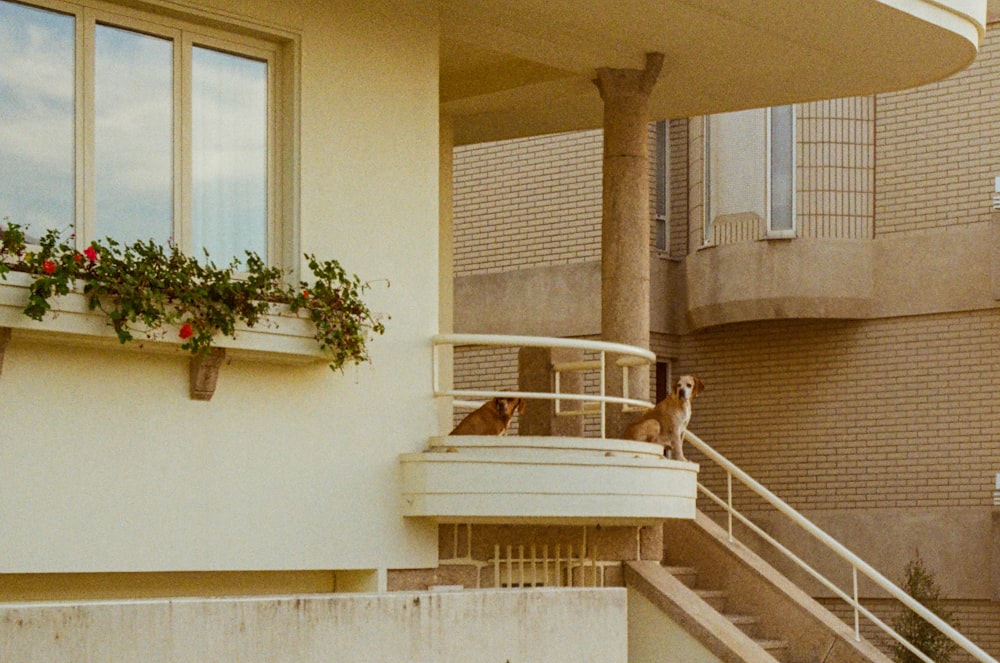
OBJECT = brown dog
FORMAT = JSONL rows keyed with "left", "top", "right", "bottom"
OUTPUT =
{"left": 450, "top": 397, "right": 525, "bottom": 435}
{"left": 623, "top": 375, "right": 704, "bottom": 461}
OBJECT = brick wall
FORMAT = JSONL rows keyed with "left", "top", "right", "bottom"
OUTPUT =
{"left": 822, "top": 599, "right": 999, "bottom": 663}
{"left": 452, "top": 129, "right": 603, "bottom": 277}
{"left": 875, "top": 24, "right": 1000, "bottom": 236}
{"left": 674, "top": 310, "right": 1000, "bottom": 512}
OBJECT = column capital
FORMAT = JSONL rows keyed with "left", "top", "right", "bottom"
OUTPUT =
{"left": 593, "top": 52, "right": 664, "bottom": 100}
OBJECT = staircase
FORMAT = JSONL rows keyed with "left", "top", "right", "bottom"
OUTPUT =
{"left": 667, "top": 565, "right": 791, "bottom": 661}
{"left": 625, "top": 510, "right": 894, "bottom": 663}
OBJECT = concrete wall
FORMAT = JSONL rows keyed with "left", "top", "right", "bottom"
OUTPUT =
{"left": 0, "top": 0, "right": 440, "bottom": 582}
{"left": 0, "top": 589, "right": 627, "bottom": 662}
{"left": 628, "top": 589, "right": 725, "bottom": 663}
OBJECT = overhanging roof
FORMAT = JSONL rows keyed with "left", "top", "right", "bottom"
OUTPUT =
{"left": 441, "top": 0, "right": 987, "bottom": 145}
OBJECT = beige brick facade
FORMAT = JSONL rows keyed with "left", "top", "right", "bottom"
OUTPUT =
{"left": 674, "top": 311, "right": 1000, "bottom": 512}
{"left": 876, "top": 22, "right": 1000, "bottom": 237}
{"left": 445, "top": 20, "right": 1000, "bottom": 659}
{"left": 453, "top": 129, "right": 603, "bottom": 276}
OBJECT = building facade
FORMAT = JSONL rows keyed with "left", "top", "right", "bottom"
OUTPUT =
{"left": 0, "top": 0, "right": 991, "bottom": 660}
{"left": 452, "top": 14, "right": 1000, "bottom": 660}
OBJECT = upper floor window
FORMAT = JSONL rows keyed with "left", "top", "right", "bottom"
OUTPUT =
{"left": 703, "top": 105, "right": 796, "bottom": 243}
{"left": 654, "top": 120, "right": 670, "bottom": 252}
{"left": 767, "top": 105, "right": 795, "bottom": 236}
{"left": 0, "top": 0, "right": 289, "bottom": 268}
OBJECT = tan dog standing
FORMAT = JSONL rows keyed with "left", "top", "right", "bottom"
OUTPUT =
{"left": 450, "top": 397, "right": 525, "bottom": 435}
{"left": 623, "top": 375, "right": 704, "bottom": 461}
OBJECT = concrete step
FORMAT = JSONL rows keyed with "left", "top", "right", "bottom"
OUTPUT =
{"left": 725, "top": 613, "right": 760, "bottom": 638}
{"left": 756, "top": 638, "right": 789, "bottom": 662}
{"left": 664, "top": 565, "right": 698, "bottom": 588}
{"left": 695, "top": 588, "right": 728, "bottom": 611}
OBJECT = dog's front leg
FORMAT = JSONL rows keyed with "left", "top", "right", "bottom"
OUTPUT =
{"left": 669, "top": 432, "right": 686, "bottom": 462}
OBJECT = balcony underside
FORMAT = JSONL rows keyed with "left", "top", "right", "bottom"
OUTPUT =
{"left": 401, "top": 436, "right": 698, "bottom": 525}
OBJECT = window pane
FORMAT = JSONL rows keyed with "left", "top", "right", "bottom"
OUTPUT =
{"left": 192, "top": 46, "right": 267, "bottom": 265}
{"left": 0, "top": 0, "right": 74, "bottom": 239}
{"left": 770, "top": 105, "right": 794, "bottom": 232}
{"left": 94, "top": 24, "right": 173, "bottom": 245}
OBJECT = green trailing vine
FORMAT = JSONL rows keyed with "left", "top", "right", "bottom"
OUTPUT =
{"left": 0, "top": 222, "right": 387, "bottom": 371}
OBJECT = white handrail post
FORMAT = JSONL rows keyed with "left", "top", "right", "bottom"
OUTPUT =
{"left": 621, "top": 363, "right": 629, "bottom": 404}
{"left": 554, "top": 367, "right": 562, "bottom": 416}
{"left": 727, "top": 471, "right": 734, "bottom": 543}
{"left": 432, "top": 339, "right": 440, "bottom": 395}
{"left": 600, "top": 351, "right": 607, "bottom": 438}
{"left": 853, "top": 566, "right": 861, "bottom": 641}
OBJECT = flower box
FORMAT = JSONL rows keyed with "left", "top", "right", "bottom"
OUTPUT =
{"left": 0, "top": 271, "right": 327, "bottom": 396}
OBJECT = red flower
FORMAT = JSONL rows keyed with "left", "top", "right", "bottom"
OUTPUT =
{"left": 74, "top": 253, "right": 83, "bottom": 264}
{"left": 302, "top": 289, "right": 310, "bottom": 300}
{"left": 178, "top": 323, "right": 193, "bottom": 340}
{"left": 41, "top": 260, "right": 56, "bottom": 274}
{"left": 84, "top": 246, "right": 98, "bottom": 262}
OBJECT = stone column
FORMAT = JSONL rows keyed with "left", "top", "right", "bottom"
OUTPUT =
{"left": 593, "top": 53, "right": 663, "bottom": 437}
{"left": 518, "top": 346, "right": 584, "bottom": 437}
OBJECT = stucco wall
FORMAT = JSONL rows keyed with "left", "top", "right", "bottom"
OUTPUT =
{"left": 0, "top": 0, "right": 440, "bottom": 577}
{"left": 0, "top": 589, "right": 627, "bottom": 662}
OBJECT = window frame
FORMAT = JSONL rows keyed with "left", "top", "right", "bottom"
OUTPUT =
{"left": 4, "top": 0, "right": 298, "bottom": 273}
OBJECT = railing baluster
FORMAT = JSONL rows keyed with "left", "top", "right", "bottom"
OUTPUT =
{"left": 853, "top": 565, "right": 860, "bottom": 641}
{"left": 726, "top": 471, "right": 733, "bottom": 542}
{"left": 554, "top": 368, "right": 562, "bottom": 416}
{"left": 599, "top": 351, "right": 607, "bottom": 438}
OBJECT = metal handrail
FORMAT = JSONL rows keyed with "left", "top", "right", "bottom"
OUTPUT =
{"left": 684, "top": 429, "right": 997, "bottom": 663}
{"left": 431, "top": 333, "right": 655, "bottom": 438}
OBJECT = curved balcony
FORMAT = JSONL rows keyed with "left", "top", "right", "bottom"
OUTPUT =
{"left": 400, "top": 334, "right": 699, "bottom": 525}
{"left": 685, "top": 237, "right": 875, "bottom": 330}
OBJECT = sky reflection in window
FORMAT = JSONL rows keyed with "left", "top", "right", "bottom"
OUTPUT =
{"left": 192, "top": 47, "right": 267, "bottom": 266}
{"left": 95, "top": 24, "right": 173, "bottom": 245}
{"left": 0, "top": 1, "right": 74, "bottom": 237}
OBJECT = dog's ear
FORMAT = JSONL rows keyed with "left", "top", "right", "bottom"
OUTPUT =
{"left": 515, "top": 398, "right": 526, "bottom": 414}
{"left": 693, "top": 377, "right": 705, "bottom": 397}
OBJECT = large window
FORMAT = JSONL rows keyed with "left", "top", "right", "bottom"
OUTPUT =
{"left": 703, "top": 105, "right": 796, "bottom": 242}
{"left": 0, "top": 0, "right": 285, "bottom": 267}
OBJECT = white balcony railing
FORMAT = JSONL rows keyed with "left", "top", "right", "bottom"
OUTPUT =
{"left": 432, "top": 333, "right": 656, "bottom": 438}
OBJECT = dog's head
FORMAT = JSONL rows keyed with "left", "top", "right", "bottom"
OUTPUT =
{"left": 493, "top": 397, "right": 526, "bottom": 421}
{"left": 673, "top": 375, "right": 705, "bottom": 401}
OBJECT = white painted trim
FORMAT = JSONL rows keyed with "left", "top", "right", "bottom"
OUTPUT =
{"left": 0, "top": 271, "right": 325, "bottom": 365}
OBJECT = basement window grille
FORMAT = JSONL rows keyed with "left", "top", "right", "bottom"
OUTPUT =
{"left": 491, "top": 543, "right": 605, "bottom": 589}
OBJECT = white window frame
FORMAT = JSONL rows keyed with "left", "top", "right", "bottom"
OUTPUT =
{"left": 6, "top": 0, "right": 298, "bottom": 271}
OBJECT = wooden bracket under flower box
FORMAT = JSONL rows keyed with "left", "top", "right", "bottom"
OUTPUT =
{"left": 0, "top": 271, "right": 328, "bottom": 399}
